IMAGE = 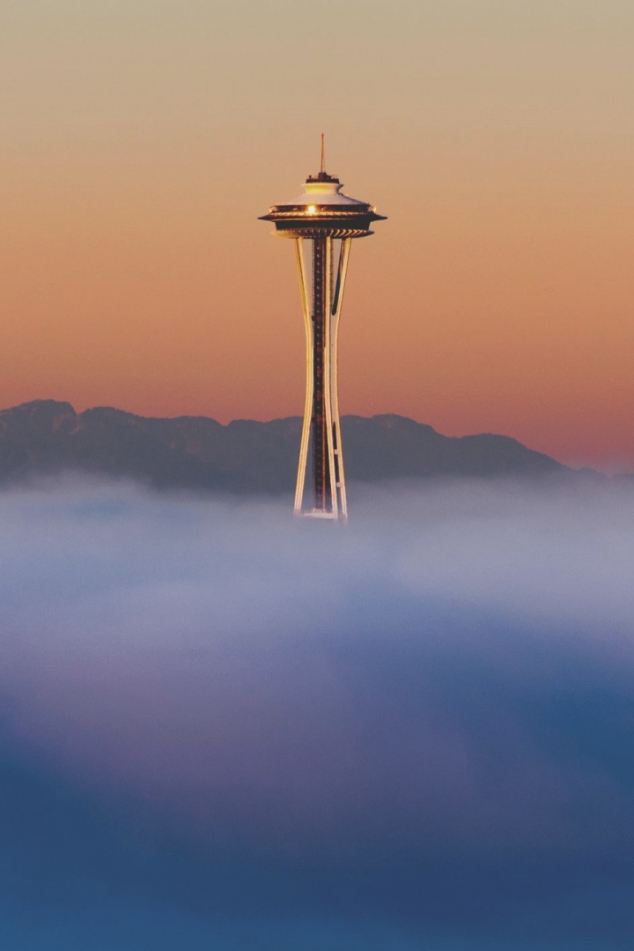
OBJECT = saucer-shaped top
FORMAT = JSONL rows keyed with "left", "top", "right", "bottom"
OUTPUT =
{"left": 260, "top": 171, "right": 386, "bottom": 238}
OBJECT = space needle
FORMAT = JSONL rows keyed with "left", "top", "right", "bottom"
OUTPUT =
{"left": 260, "top": 140, "right": 386, "bottom": 521}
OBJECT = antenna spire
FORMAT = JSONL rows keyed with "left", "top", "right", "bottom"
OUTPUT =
{"left": 320, "top": 133, "right": 326, "bottom": 174}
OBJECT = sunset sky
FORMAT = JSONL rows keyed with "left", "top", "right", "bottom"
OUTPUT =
{"left": 1, "top": 0, "right": 633, "bottom": 468}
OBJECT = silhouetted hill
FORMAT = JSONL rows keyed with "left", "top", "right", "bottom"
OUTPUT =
{"left": 0, "top": 400, "right": 569, "bottom": 493}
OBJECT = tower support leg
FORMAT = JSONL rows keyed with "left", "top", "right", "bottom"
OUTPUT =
{"left": 293, "top": 238, "right": 313, "bottom": 517}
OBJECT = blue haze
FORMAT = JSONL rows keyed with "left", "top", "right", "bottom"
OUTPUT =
{"left": 0, "top": 478, "right": 634, "bottom": 949}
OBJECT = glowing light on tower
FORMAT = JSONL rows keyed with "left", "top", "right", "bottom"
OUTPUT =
{"left": 260, "top": 139, "right": 386, "bottom": 521}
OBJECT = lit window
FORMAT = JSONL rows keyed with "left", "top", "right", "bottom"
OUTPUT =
{"left": 307, "top": 205, "right": 317, "bottom": 215}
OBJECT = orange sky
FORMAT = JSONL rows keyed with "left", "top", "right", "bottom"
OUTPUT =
{"left": 1, "top": 0, "right": 634, "bottom": 468}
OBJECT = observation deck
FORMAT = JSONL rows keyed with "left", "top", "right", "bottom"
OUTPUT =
{"left": 260, "top": 171, "right": 386, "bottom": 239}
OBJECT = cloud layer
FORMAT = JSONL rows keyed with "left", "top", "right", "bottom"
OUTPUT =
{"left": 1, "top": 476, "right": 634, "bottom": 948}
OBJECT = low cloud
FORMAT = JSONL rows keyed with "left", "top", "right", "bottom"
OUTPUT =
{"left": 1, "top": 476, "right": 634, "bottom": 947}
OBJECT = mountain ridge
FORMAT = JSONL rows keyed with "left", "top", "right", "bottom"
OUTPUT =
{"left": 0, "top": 399, "right": 574, "bottom": 492}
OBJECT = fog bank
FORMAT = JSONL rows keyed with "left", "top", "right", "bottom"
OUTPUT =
{"left": 1, "top": 477, "right": 634, "bottom": 949}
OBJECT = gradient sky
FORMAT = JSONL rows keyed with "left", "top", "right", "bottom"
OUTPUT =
{"left": 1, "top": 0, "right": 634, "bottom": 467}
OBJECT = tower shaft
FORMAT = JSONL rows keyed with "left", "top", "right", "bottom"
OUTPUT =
{"left": 311, "top": 236, "right": 331, "bottom": 512}
{"left": 293, "top": 236, "right": 348, "bottom": 521}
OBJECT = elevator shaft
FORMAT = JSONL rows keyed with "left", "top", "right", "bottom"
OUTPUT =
{"left": 311, "top": 236, "right": 331, "bottom": 511}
